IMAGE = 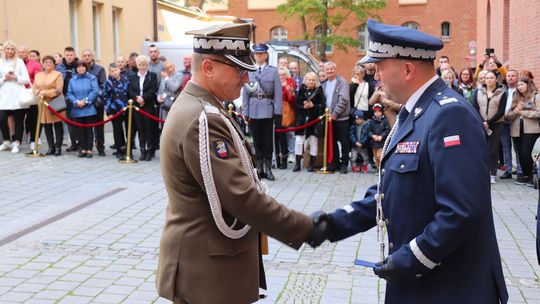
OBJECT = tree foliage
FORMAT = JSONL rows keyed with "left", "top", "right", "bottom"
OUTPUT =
{"left": 277, "top": 0, "right": 386, "bottom": 59}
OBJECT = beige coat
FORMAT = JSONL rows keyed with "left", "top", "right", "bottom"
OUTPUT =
{"left": 476, "top": 86, "right": 506, "bottom": 123}
{"left": 33, "top": 71, "right": 64, "bottom": 124}
{"left": 156, "top": 81, "right": 312, "bottom": 304}
{"left": 505, "top": 93, "right": 540, "bottom": 137}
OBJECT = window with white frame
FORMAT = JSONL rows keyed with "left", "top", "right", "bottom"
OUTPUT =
{"left": 402, "top": 21, "right": 420, "bottom": 30}
{"left": 69, "top": 0, "right": 79, "bottom": 50}
{"left": 270, "top": 26, "right": 288, "bottom": 42}
{"left": 112, "top": 7, "right": 120, "bottom": 57}
{"left": 357, "top": 24, "right": 368, "bottom": 51}
{"left": 441, "top": 22, "right": 451, "bottom": 39}
{"left": 315, "top": 26, "right": 333, "bottom": 55}
{"left": 92, "top": 3, "right": 101, "bottom": 59}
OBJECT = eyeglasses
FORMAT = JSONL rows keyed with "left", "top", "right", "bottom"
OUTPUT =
{"left": 209, "top": 59, "right": 249, "bottom": 78}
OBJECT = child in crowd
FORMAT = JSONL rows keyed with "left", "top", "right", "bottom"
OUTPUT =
{"left": 367, "top": 103, "right": 390, "bottom": 170}
{"left": 103, "top": 63, "right": 129, "bottom": 160}
{"left": 349, "top": 109, "right": 369, "bottom": 173}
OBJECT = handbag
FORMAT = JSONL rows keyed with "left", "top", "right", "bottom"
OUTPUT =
{"left": 48, "top": 95, "right": 67, "bottom": 112}
{"left": 282, "top": 101, "right": 296, "bottom": 127}
{"left": 19, "top": 88, "right": 37, "bottom": 108}
{"left": 161, "top": 96, "right": 176, "bottom": 111}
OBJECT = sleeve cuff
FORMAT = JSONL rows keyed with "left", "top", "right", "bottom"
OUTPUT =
{"left": 409, "top": 238, "right": 438, "bottom": 269}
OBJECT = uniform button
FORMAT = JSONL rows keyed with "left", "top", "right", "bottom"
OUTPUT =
{"left": 415, "top": 274, "right": 423, "bottom": 278}
{"left": 380, "top": 194, "right": 385, "bottom": 200}
{"left": 288, "top": 242, "right": 293, "bottom": 246}
{"left": 400, "top": 164, "right": 405, "bottom": 169}
{"left": 436, "top": 92, "right": 442, "bottom": 96}
{"left": 385, "top": 219, "right": 389, "bottom": 225}
{"left": 381, "top": 168, "right": 385, "bottom": 175}
{"left": 389, "top": 242, "right": 394, "bottom": 249}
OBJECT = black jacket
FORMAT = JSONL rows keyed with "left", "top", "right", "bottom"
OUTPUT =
{"left": 294, "top": 85, "right": 325, "bottom": 136}
{"left": 128, "top": 71, "right": 158, "bottom": 110}
{"left": 367, "top": 116, "right": 390, "bottom": 149}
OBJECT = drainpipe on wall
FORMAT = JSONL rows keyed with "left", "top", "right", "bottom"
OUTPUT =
{"left": 153, "top": 0, "right": 158, "bottom": 42}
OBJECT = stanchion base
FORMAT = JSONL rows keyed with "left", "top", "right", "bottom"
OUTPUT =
{"left": 25, "top": 151, "right": 45, "bottom": 158}
{"left": 317, "top": 167, "right": 335, "bottom": 174}
{"left": 119, "top": 157, "right": 138, "bottom": 164}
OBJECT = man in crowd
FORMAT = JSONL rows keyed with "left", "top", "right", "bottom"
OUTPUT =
{"left": 147, "top": 45, "right": 163, "bottom": 151}
{"left": 19, "top": 45, "right": 42, "bottom": 150}
{"left": 278, "top": 57, "right": 288, "bottom": 68}
{"left": 82, "top": 49, "right": 107, "bottom": 156}
{"left": 500, "top": 69, "right": 520, "bottom": 179}
{"left": 156, "top": 23, "right": 314, "bottom": 304}
{"left": 242, "top": 43, "right": 282, "bottom": 180}
{"left": 128, "top": 52, "right": 138, "bottom": 74}
{"left": 116, "top": 55, "right": 135, "bottom": 80}
{"left": 180, "top": 53, "right": 192, "bottom": 91}
{"left": 57, "top": 46, "right": 79, "bottom": 151}
{"left": 322, "top": 61, "right": 350, "bottom": 174}
{"left": 306, "top": 19, "right": 508, "bottom": 304}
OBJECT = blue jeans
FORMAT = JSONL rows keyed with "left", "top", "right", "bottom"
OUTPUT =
{"left": 287, "top": 131, "right": 295, "bottom": 154}
{"left": 501, "top": 123, "right": 513, "bottom": 174}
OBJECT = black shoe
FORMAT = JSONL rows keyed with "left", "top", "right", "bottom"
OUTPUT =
{"left": 67, "top": 145, "right": 78, "bottom": 152}
{"left": 265, "top": 159, "right": 275, "bottom": 181}
{"left": 77, "top": 151, "right": 86, "bottom": 158}
{"left": 145, "top": 153, "right": 152, "bottom": 161}
{"left": 46, "top": 148, "right": 55, "bottom": 155}
{"left": 292, "top": 155, "right": 302, "bottom": 172}
{"left": 340, "top": 165, "right": 348, "bottom": 174}
{"left": 256, "top": 159, "right": 265, "bottom": 179}
{"left": 307, "top": 156, "right": 316, "bottom": 172}
{"left": 515, "top": 176, "right": 530, "bottom": 185}
{"left": 139, "top": 150, "right": 147, "bottom": 161}
{"left": 98, "top": 150, "right": 106, "bottom": 157}
{"left": 500, "top": 172, "right": 512, "bottom": 179}
{"left": 279, "top": 156, "right": 287, "bottom": 170}
{"left": 109, "top": 144, "right": 117, "bottom": 150}
{"left": 86, "top": 153, "right": 93, "bottom": 158}
{"left": 55, "top": 149, "right": 61, "bottom": 156}
{"left": 117, "top": 154, "right": 126, "bottom": 161}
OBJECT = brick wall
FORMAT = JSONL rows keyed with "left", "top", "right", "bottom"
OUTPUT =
{"left": 208, "top": 0, "right": 476, "bottom": 78}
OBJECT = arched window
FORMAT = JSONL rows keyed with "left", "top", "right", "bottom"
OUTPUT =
{"left": 441, "top": 22, "right": 451, "bottom": 39}
{"left": 357, "top": 24, "right": 369, "bottom": 51}
{"left": 270, "top": 26, "right": 288, "bottom": 42}
{"left": 315, "top": 26, "right": 333, "bottom": 55}
{"left": 402, "top": 21, "right": 420, "bottom": 30}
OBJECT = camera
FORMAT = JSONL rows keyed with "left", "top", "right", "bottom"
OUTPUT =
{"left": 485, "top": 48, "right": 495, "bottom": 56}
{"left": 524, "top": 101, "right": 533, "bottom": 110}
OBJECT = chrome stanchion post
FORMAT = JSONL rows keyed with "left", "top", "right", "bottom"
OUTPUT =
{"left": 26, "top": 96, "right": 45, "bottom": 157}
{"left": 119, "top": 100, "right": 137, "bottom": 163}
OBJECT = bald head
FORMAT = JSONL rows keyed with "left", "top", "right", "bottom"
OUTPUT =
{"left": 18, "top": 45, "right": 29, "bottom": 61}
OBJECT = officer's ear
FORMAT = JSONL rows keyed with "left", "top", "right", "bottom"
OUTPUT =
{"left": 403, "top": 61, "right": 416, "bottom": 81}
{"left": 201, "top": 59, "right": 215, "bottom": 78}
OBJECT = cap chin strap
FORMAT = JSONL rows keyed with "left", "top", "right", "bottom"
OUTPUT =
{"left": 224, "top": 54, "right": 257, "bottom": 72}
{"left": 198, "top": 105, "right": 267, "bottom": 239}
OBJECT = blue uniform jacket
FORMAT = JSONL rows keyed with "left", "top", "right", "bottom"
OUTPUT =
{"left": 67, "top": 73, "right": 99, "bottom": 118}
{"left": 328, "top": 78, "right": 508, "bottom": 304}
{"left": 242, "top": 65, "right": 282, "bottom": 119}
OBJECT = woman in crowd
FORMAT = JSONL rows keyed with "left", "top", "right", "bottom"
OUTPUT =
{"left": 0, "top": 40, "right": 30, "bottom": 153}
{"left": 458, "top": 68, "right": 475, "bottom": 101}
{"left": 293, "top": 71, "right": 324, "bottom": 172}
{"left": 442, "top": 70, "right": 464, "bottom": 96}
{"left": 157, "top": 61, "right": 183, "bottom": 125}
{"left": 349, "top": 65, "right": 373, "bottom": 120}
{"left": 275, "top": 66, "right": 295, "bottom": 169}
{"left": 67, "top": 60, "right": 99, "bottom": 158}
{"left": 475, "top": 54, "right": 507, "bottom": 85}
{"left": 505, "top": 77, "right": 540, "bottom": 186}
{"left": 53, "top": 53, "right": 63, "bottom": 66}
{"left": 33, "top": 55, "right": 64, "bottom": 155}
{"left": 103, "top": 63, "right": 129, "bottom": 160}
{"left": 29, "top": 50, "right": 40, "bottom": 63}
{"left": 472, "top": 70, "right": 507, "bottom": 184}
{"left": 128, "top": 55, "right": 158, "bottom": 161}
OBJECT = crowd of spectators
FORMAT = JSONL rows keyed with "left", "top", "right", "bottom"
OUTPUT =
{"left": 0, "top": 39, "right": 538, "bottom": 186}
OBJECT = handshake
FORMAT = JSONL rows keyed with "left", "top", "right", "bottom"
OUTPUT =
{"left": 304, "top": 211, "right": 334, "bottom": 248}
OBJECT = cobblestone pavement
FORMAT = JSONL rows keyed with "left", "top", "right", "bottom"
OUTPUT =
{"left": 0, "top": 138, "right": 538, "bottom": 303}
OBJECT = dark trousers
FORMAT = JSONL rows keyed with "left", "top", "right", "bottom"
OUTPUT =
{"left": 25, "top": 105, "right": 38, "bottom": 142}
{"left": 488, "top": 122, "right": 504, "bottom": 176}
{"left": 112, "top": 113, "right": 127, "bottom": 152}
{"left": 43, "top": 122, "right": 64, "bottom": 149}
{"left": 249, "top": 118, "right": 274, "bottom": 160}
{"left": 517, "top": 121, "right": 540, "bottom": 178}
{"left": 93, "top": 101, "right": 105, "bottom": 152}
{"left": 134, "top": 107, "right": 157, "bottom": 153}
{"left": 274, "top": 115, "right": 288, "bottom": 158}
{"left": 0, "top": 109, "right": 26, "bottom": 142}
{"left": 332, "top": 120, "right": 350, "bottom": 168}
{"left": 66, "top": 102, "right": 78, "bottom": 147}
{"left": 74, "top": 116, "right": 95, "bottom": 151}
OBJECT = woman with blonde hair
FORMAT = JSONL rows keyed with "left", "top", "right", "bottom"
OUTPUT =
{"left": 0, "top": 40, "right": 30, "bottom": 153}
{"left": 505, "top": 77, "right": 540, "bottom": 186}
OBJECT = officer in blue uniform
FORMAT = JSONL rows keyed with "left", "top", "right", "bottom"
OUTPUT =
{"left": 242, "top": 44, "right": 282, "bottom": 180}
{"left": 305, "top": 19, "right": 509, "bottom": 304}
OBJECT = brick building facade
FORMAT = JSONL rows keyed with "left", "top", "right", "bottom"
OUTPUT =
{"left": 206, "top": 0, "right": 477, "bottom": 77}
{"left": 476, "top": 0, "right": 540, "bottom": 79}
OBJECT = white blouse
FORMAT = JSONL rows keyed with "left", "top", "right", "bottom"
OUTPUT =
{"left": 0, "top": 58, "right": 30, "bottom": 110}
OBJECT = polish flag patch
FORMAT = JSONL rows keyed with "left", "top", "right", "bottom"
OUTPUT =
{"left": 443, "top": 135, "right": 461, "bottom": 148}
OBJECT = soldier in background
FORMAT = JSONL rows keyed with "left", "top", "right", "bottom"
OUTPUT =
{"left": 242, "top": 44, "right": 282, "bottom": 180}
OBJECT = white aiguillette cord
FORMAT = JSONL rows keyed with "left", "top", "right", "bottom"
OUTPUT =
{"left": 198, "top": 105, "right": 268, "bottom": 239}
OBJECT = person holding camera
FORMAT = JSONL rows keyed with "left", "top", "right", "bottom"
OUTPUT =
{"left": 504, "top": 77, "right": 540, "bottom": 186}
{"left": 472, "top": 70, "right": 508, "bottom": 184}
{"left": 475, "top": 49, "right": 507, "bottom": 85}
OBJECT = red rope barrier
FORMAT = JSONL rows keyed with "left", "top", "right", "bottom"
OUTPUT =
{"left": 45, "top": 103, "right": 126, "bottom": 127}
{"left": 327, "top": 119, "right": 333, "bottom": 164}
{"left": 135, "top": 107, "right": 166, "bottom": 123}
{"left": 275, "top": 116, "right": 323, "bottom": 133}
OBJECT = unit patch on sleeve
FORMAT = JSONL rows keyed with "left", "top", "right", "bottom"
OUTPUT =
{"left": 396, "top": 141, "right": 420, "bottom": 154}
{"left": 213, "top": 140, "right": 229, "bottom": 158}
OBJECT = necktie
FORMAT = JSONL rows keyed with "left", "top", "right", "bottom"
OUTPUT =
{"left": 397, "top": 107, "right": 409, "bottom": 129}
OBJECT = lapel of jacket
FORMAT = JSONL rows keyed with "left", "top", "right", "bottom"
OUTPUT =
{"left": 331, "top": 77, "right": 343, "bottom": 108}
{"left": 383, "top": 78, "right": 447, "bottom": 161}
